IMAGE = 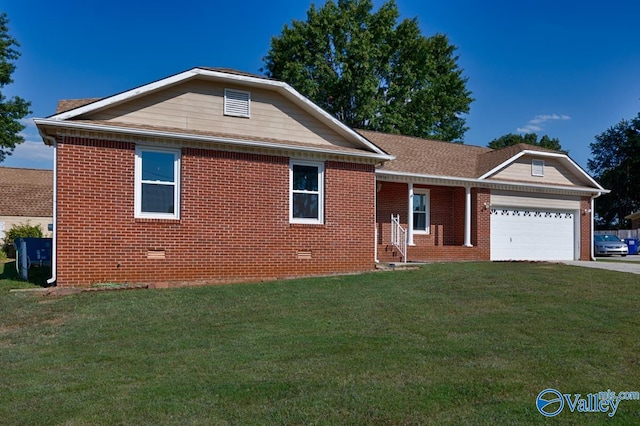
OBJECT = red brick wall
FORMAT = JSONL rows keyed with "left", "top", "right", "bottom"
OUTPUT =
{"left": 376, "top": 182, "right": 490, "bottom": 262}
{"left": 55, "top": 137, "right": 376, "bottom": 287}
{"left": 580, "top": 197, "right": 592, "bottom": 260}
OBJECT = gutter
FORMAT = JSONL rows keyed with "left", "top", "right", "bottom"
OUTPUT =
{"left": 33, "top": 118, "right": 395, "bottom": 163}
{"left": 377, "top": 170, "right": 609, "bottom": 196}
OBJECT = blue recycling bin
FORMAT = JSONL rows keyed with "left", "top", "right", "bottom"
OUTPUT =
{"left": 624, "top": 238, "right": 639, "bottom": 255}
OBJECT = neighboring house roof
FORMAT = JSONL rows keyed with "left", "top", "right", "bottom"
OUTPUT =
{"left": 0, "top": 167, "right": 53, "bottom": 217}
{"left": 359, "top": 129, "right": 606, "bottom": 194}
{"left": 625, "top": 211, "right": 640, "bottom": 221}
{"left": 36, "top": 67, "right": 393, "bottom": 163}
{"left": 56, "top": 98, "right": 102, "bottom": 114}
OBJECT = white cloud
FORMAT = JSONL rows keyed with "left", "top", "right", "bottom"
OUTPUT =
{"left": 2, "top": 139, "right": 53, "bottom": 169}
{"left": 0, "top": 117, "right": 53, "bottom": 169}
{"left": 517, "top": 114, "right": 570, "bottom": 134}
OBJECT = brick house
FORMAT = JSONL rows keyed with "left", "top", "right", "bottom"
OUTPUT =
{"left": 625, "top": 212, "right": 640, "bottom": 229}
{"left": 35, "top": 68, "right": 606, "bottom": 287}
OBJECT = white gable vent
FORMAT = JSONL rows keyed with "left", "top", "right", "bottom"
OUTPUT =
{"left": 224, "top": 89, "right": 251, "bottom": 118}
{"left": 532, "top": 159, "right": 545, "bottom": 177}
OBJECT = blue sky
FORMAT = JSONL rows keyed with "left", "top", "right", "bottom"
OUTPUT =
{"left": 3, "top": 0, "right": 640, "bottom": 171}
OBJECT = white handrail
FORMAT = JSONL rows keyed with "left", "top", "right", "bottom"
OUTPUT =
{"left": 390, "top": 214, "right": 407, "bottom": 263}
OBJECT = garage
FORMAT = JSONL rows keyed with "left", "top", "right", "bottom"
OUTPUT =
{"left": 490, "top": 207, "right": 577, "bottom": 261}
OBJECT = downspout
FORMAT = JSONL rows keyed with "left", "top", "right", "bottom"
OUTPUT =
{"left": 374, "top": 178, "right": 379, "bottom": 263}
{"left": 44, "top": 135, "right": 57, "bottom": 285}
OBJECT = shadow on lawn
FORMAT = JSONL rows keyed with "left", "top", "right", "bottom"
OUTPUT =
{"left": 0, "top": 260, "right": 52, "bottom": 287}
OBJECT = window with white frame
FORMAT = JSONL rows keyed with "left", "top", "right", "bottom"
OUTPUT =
{"left": 532, "top": 159, "right": 545, "bottom": 176}
{"left": 412, "top": 189, "right": 430, "bottom": 233}
{"left": 290, "top": 160, "right": 324, "bottom": 224}
{"left": 135, "top": 147, "right": 181, "bottom": 219}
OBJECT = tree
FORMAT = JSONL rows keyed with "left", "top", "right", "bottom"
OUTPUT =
{"left": 262, "top": 0, "right": 473, "bottom": 142}
{"left": 487, "top": 133, "right": 567, "bottom": 153}
{"left": 588, "top": 113, "right": 640, "bottom": 229}
{"left": 0, "top": 12, "right": 31, "bottom": 163}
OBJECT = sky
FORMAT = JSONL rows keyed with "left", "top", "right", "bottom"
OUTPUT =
{"left": 2, "top": 0, "right": 640, "bottom": 172}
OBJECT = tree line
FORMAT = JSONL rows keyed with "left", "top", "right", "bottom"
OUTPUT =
{"left": 0, "top": 1, "right": 637, "bottom": 228}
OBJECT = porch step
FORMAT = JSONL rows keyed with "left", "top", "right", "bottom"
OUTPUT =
{"left": 378, "top": 244, "right": 404, "bottom": 263}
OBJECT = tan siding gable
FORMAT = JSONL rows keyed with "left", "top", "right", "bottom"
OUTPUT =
{"left": 487, "top": 156, "right": 588, "bottom": 186}
{"left": 81, "top": 79, "right": 354, "bottom": 149}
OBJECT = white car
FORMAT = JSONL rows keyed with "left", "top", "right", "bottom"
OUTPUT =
{"left": 594, "top": 235, "right": 628, "bottom": 256}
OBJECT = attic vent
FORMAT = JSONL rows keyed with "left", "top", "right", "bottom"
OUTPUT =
{"left": 224, "top": 89, "right": 250, "bottom": 118}
{"left": 532, "top": 159, "right": 545, "bottom": 177}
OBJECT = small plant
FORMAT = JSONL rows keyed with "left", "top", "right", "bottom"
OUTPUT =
{"left": 1, "top": 222, "right": 43, "bottom": 258}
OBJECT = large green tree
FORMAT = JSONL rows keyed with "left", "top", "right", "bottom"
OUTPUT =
{"left": 263, "top": 0, "right": 473, "bottom": 142}
{"left": 588, "top": 113, "right": 640, "bottom": 229}
{"left": 0, "top": 12, "right": 31, "bottom": 163}
{"left": 487, "top": 133, "right": 567, "bottom": 153}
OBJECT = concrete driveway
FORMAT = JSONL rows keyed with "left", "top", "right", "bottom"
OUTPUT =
{"left": 565, "top": 255, "right": 640, "bottom": 275}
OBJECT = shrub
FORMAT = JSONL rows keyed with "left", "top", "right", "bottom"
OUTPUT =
{"left": 1, "top": 222, "right": 43, "bottom": 258}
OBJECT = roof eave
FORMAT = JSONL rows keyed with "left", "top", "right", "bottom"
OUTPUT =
{"left": 376, "top": 169, "right": 609, "bottom": 195}
{"left": 34, "top": 119, "right": 395, "bottom": 162}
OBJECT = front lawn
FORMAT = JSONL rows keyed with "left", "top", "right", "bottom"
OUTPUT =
{"left": 1, "top": 262, "right": 639, "bottom": 424}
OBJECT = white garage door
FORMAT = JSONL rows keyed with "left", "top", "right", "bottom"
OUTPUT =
{"left": 490, "top": 208, "right": 576, "bottom": 261}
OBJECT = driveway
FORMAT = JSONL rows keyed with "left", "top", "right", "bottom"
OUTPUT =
{"left": 564, "top": 255, "right": 640, "bottom": 275}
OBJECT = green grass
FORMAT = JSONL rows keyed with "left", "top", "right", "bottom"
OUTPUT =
{"left": 1, "top": 262, "right": 639, "bottom": 425}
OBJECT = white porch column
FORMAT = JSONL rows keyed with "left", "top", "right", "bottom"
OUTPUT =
{"left": 464, "top": 186, "right": 473, "bottom": 247}
{"left": 408, "top": 182, "right": 414, "bottom": 246}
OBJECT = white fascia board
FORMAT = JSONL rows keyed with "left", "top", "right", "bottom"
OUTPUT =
{"left": 478, "top": 149, "right": 605, "bottom": 191}
{"left": 49, "top": 69, "right": 201, "bottom": 121}
{"left": 33, "top": 119, "right": 392, "bottom": 162}
{"left": 196, "top": 69, "right": 390, "bottom": 157}
{"left": 376, "top": 169, "right": 609, "bottom": 195}
{"left": 477, "top": 151, "right": 527, "bottom": 180}
{"left": 46, "top": 67, "right": 392, "bottom": 160}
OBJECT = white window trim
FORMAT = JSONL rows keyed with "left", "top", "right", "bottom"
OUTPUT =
{"left": 224, "top": 88, "right": 251, "bottom": 118}
{"left": 289, "top": 159, "right": 324, "bottom": 225}
{"left": 532, "top": 159, "right": 545, "bottom": 177}
{"left": 135, "top": 146, "right": 181, "bottom": 220}
{"left": 412, "top": 188, "right": 430, "bottom": 234}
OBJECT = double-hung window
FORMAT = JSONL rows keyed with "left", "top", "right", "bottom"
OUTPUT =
{"left": 135, "top": 147, "right": 181, "bottom": 219}
{"left": 412, "top": 189, "right": 430, "bottom": 233}
{"left": 290, "top": 160, "right": 324, "bottom": 224}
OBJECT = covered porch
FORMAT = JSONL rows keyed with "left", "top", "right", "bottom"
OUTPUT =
{"left": 376, "top": 178, "right": 491, "bottom": 263}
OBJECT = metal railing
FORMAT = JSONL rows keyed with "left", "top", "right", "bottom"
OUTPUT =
{"left": 390, "top": 214, "right": 407, "bottom": 263}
